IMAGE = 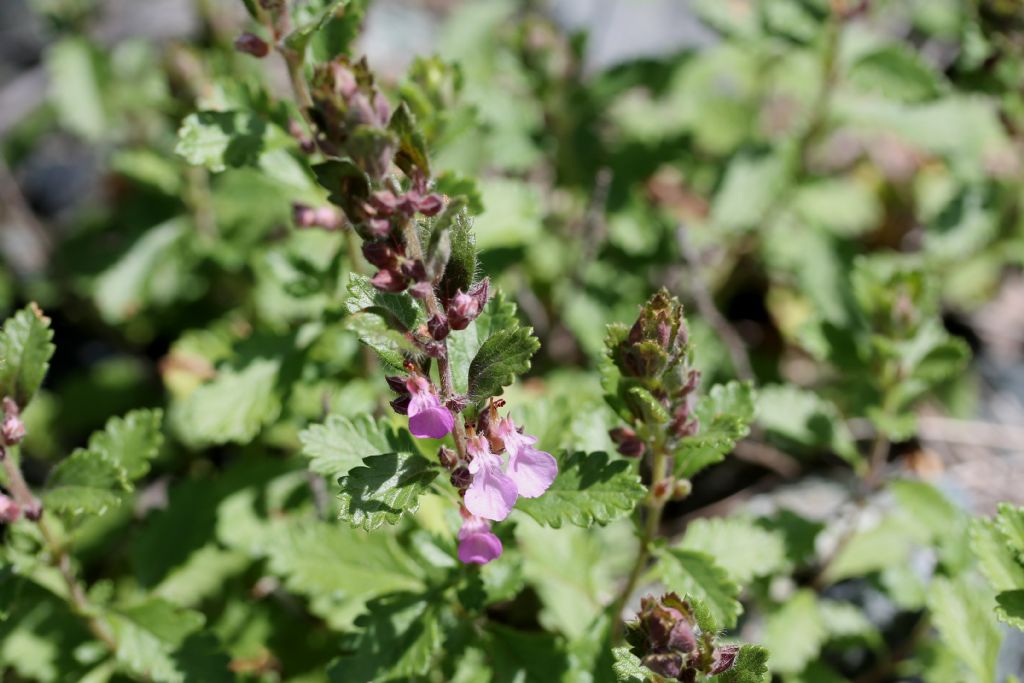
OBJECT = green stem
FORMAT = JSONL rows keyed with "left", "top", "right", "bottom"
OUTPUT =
{"left": 1, "top": 445, "right": 117, "bottom": 651}
{"left": 610, "top": 441, "right": 669, "bottom": 642}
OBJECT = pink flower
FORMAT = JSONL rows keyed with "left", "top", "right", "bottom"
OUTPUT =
{"left": 464, "top": 435, "right": 518, "bottom": 521}
{"left": 457, "top": 511, "right": 502, "bottom": 564}
{"left": 0, "top": 494, "right": 21, "bottom": 524}
{"left": 496, "top": 418, "right": 558, "bottom": 498}
{"left": 406, "top": 376, "right": 454, "bottom": 439}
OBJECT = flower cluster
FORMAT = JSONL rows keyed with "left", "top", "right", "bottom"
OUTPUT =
{"left": 625, "top": 592, "right": 739, "bottom": 681}
{"left": 606, "top": 290, "right": 701, "bottom": 458}
{"left": 388, "top": 377, "right": 557, "bottom": 563}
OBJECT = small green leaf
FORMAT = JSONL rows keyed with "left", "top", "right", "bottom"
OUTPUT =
{"left": 437, "top": 208, "right": 477, "bottom": 302}
{"left": 389, "top": 102, "right": 431, "bottom": 178}
{"left": 285, "top": 0, "right": 350, "bottom": 53}
{"left": 85, "top": 408, "right": 164, "bottom": 481}
{"left": 627, "top": 386, "right": 671, "bottom": 424}
{"left": 467, "top": 326, "right": 539, "bottom": 401}
{"left": 653, "top": 548, "right": 742, "bottom": 628}
{"left": 175, "top": 111, "right": 268, "bottom": 172}
{"left": 0, "top": 304, "right": 55, "bottom": 408}
{"left": 338, "top": 453, "right": 439, "bottom": 530}
{"left": 44, "top": 449, "right": 126, "bottom": 516}
{"left": 680, "top": 517, "right": 788, "bottom": 584}
{"left": 515, "top": 451, "right": 645, "bottom": 528}
{"left": 996, "top": 590, "right": 1024, "bottom": 631}
{"left": 611, "top": 647, "right": 653, "bottom": 683}
{"left": 675, "top": 381, "right": 755, "bottom": 478}
{"left": 436, "top": 171, "right": 484, "bottom": 214}
{"left": 299, "top": 414, "right": 418, "bottom": 479}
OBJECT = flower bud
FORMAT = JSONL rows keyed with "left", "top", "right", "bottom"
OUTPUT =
{"left": 672, "top": 478, "right": 692, "bottom": 500}
{"left": 390, "top": 394, "right": 411, "bottom": 415}
{"left": 23, "top": 500, "right": 42, "bottom": 522}
{"left": 1, "top": 398, "right": 25, "bottom": 446}
{"left": 609, "top": 426, "right": 645, "bottom": 458}
{"left": 0, "top": 494, "right": 21, "bottom": 523}
{"left": 408, "top": 282, "right": 434, "bottom": 300}
{"left": 711, "top": 645, "right": 739, "bottom": 675}
{"left": 438, "top": 446, "right": 458, "bottom": 471}
{"left": 416, "top": 193, "right": 444, "bottom": 216}
{"left": 400, "top": 259, "right": 427, "bottom": 283}
{"left": 370, "top": 269, "right": 407, "bottom": 293}
{"left": 427, "top": 314, "right": 449, "bottom": 341}
{"left": 362, "top": 241, "right": 398, "bottom": 269}
{"left": 422, "top": 341, "right": 445, "bottom": 358}
{"left": 652, "top": 477, "right": 674, "bottom": 503}
{"left": 234, "top": 32, "right": 270, "bottom": 58}
{"left": 385, "top": 375, "right": 409, "bottom": 394}
{"left": 450, "top": 466, "right": 472, "bottom": 490}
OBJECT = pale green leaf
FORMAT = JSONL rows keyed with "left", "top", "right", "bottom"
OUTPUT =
{"left": 761, "top": 590, "right": 826, "bottom": 675}
{"left": 928, "top": 576, "right": 1001, "bottom": 682}
{"left": 676, "top": 381, "right": 755, "bottom": 477}
{"left": 711, "top": 644, "right": 770, "bottom": 683}
{"left": 680, "top": 517, "right": 788, "bottom": 584}
{"left": 175, "top": 111, "right": 268, "bottom": 172}
{"left": 299, "top": 414, "right": 418, "bottom": 479}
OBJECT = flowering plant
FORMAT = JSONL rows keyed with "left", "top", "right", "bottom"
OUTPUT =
{"left": 2, "top": 0, "right": 1024, "bottom": 682}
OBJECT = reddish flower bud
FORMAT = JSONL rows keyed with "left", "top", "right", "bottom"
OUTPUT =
{"left": 1, "top": 398, "right": 25, "bottom": 446}
{"left": 610, "top": 426, "right": 645, "bottom": 457}
{"left": 22, "top": 499, "right": 42, "bottom": 522}
{"left": 362, "top": 241, "right": 397, "bottom": 269}
{"left": 446, "top": 289, "right": 482, "bottom": 330}
{"left": 400, "top": 259, "right": 427, "bottom": 282}
{"left": 390, "top": 394, "right": 411, "bottom": 415}
{"left": 652, "top": 477, "right": 674, "bottom": 503}
{"left": 408, "top": 282, "right": 434, "bottom": 300}
{"left": 371, "top": 269, "right": 407, "bottom": 293}
{"left": 450, "top": 466, "right": 472, "bottom": 490}
{"left": 366, "top": 218, "right": 392, "bottom": 237}
{"left": 370, "top": 191, "right": 401, "bottom": 214}
{"left": 422, "top": 341, "right": 445, "bottom": 358}
{"left": 427, "top": 314, "right": 449, "bottom": 341}
{"left": 438, "top": 446, "right": 459, "bottom": 471}
{"left": 416, "top": 193, "right": 444, "bottom": 216}
{"left": 234, "top": 32, "right": 270, "bottom": 58}
{"left": 385, "top": 375, "right": 409, "bottom": 394}
{"left": 0, "top": 494, "right": 21, "bottom": 523}
{"left": 711, "top": 645, "right": 739, "bottom": 674}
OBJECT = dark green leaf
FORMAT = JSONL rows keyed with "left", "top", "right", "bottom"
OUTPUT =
{"left": 515, "top": 451, "right": 645, "bottom": 528}
{"left": 467, "top": 325, "right": 539, "bottom": 401}
{"left": 996, "top": 590, "right": 1024, "bottom": 631}
{"left": 285, "top": 0, "right": 350, "bottom": 53}
{"left": 337, "top": 453, "right": 439, "bottom": 530}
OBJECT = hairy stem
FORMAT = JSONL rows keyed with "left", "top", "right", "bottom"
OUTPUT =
{"left": 400, "top": 221, "right": 469, "bottom": 458}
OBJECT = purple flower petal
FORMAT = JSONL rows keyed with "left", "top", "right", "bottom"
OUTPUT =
{"left": 458, "top": 530, "right": 503, "bottom": 564}
{"left": 408, "top": 406, "right": 454, "bottom": 439}
{"left": 407, "top": 388, "right": 454, "bottom": 439}
{"left": 507, "top": 446, "right": 558, "bottom": 498}
{"left": 465, "top": 460, "right": 518, "bottom": 521}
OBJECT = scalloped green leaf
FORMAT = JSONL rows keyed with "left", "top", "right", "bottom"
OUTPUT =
{"left": 675, "top": 381, "right": 755, "bottom": 478}
{"left": 996, "top": 590, "right": 1024, "bottom": 631}
{"left": 611, "top": 647, "right": 653, "bottom": 683}
{"left": 338, "top": 453, "right": 439, "bottom": 530}
{"left": 44, "top": 449, "right": 125, "bottom": 516}
{"left": 680, "top": 517, "right": 788, "bottom": 584}
{"left": 515, "top": 451, "right": 645, "bottom": 528}
{"left": 467, "top": 325, "right": 539, "bottom": 401}
{"left": 299, "top": 414, "right": 418, "bottom": 479}
{"left": 0, "top": 304, "right": 55, "bottom": 409}
{"left": 85, "top": 408, "right": 164, "bottom": 481}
